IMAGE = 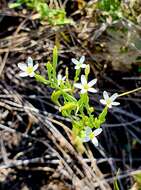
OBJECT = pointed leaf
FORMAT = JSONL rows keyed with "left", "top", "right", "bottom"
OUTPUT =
{"left": 46, "top": 62, "right": 53, "bottom": 82}
{"left": 51, "top": 90, "right": 62, "bottom": 106}
{"left": 98, "top": 107, "right": 108, "bottom": 124}
{"left": 35, "top": 74, "right": 49, "bottom": 85}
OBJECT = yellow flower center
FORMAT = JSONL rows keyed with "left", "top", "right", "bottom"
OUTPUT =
{"left": 26, "top": 66, "right": 34, "bottom": 74}
{"left": 106, "top": 99, "right": 112, "bottom": 105}
{"left": 89, "top": 132, "right": 94, "bottom": 139}
{"left": 78, "top": 63, "right": 82, "bottom": 67}
{"left": 83, "top": 84, "right": 89, "bottom": 90}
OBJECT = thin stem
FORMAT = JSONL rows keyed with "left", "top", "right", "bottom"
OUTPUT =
{"left": 118, "top": 87, "right": 141, "bottom": 97}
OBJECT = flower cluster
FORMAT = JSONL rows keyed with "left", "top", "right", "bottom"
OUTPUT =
{"left": 18, "top": 51, "right": 120, "bottom": 147}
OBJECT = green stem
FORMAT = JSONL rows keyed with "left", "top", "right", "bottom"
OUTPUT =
{"left": 74, "top": 69, "right": 81, "bottom": 83}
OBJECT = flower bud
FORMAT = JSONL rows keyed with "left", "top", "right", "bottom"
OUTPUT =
{"left": 85, "top": 65, "right": 90, "bottom": 76}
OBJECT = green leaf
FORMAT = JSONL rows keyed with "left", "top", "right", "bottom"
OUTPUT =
{"left": 134, "top": 173, "right": 141, "bottom": 186}
{"left": 60, "top": 102, "right": 78, "bottom": 116}
{"left": 9, "top": 0, "right": 72, "bottom": 25}
{"left": 63, "top": 93, "right": 77, "bottom": 103}
{"left": 98, "top": 107, "right": 108, "bottom": 123}
{"left": 78, "top": 94, "right": 89, "bottom": 113}
{"left": 35, "top": 74, "right": 49, "bottom": 84}
{"left": 72, "top": 120, "right": 83, "bottom": 135}
{"left": 94, "top": 118, "right": 101, "bottom": 128}
{"left": 9, "top": 3, "right": 21, "bottom": 8}
{"left": 87, "top": 115, "right": 95, "bottom": 128}
{"left": 46, "top": 62, "right": 53, "bottom": 82}
{"left": 53, "top": 46, "right": 58, "bottom": 78}
{"left": 37, "top": 2, "right": 49, "bottom": 18}
{"left": 51, "top": 90, "right": 62, "bottom": 106}
{"left": 60, "top": 93, "right": 78, "bottom": 116}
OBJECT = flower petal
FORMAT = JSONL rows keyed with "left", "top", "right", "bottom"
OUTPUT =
{"left": 103, "top": 91, "right": 109, "bottom": 100}
{"left": 88, "top": 88, "right": 97, "bottom": 93}
{"left": 62, "top": 76, "right": 66, "bottom": 81}
{"left": 33, "top": 63, "right": 38, "bottom": 71}
{"left": 85, "top": 127, "right": 92, "bottom": 135}
{"left": 79, "top": 56, "right": 85, "bottom": 64}
{"left": 88, "top": 78, "right": 97, "bottom": 87}
{"left": 29, "top": 72, "right": 35, "bottom": 77}
{"left": 71, "top": 58, "right": 79, "bottom": 65}
{"left": 19, "top": 72, "right": 28, "bottom": 77}
{"left": 100, "top": 99, "right": 106, "bottom": 105}
{"left": 112, "top": 101, "right": 120, "bottom": 106}
{"left": 92, "top": 137, "right": 99, "bottom": 146}
{"left": 110, "top": 93, "right": 118, "bottom": 101}
{"left": 18, "top": 63, "right": 27, "bottom": 71}
{"left": 107, "top": 104, "right": 112, "bottom": 108}
{"left": 75, "top": 65, "right": 80, "bottom": 70}
{"left": 57, "top": 74, "right": 62, "bottom": 80}
{"left": 81, "top": 64, "right": 87, "bottom": 68}
{"left": 80, "top": 89, "right": 87, "bottom": 94}
{"left": 81, "top": 75, "right": 87, "bottom": 85}
{"left": 27, "top": 57, "right": 33, "bottom": 67}
{"left": 83, "top": 136, "right": 90, "bottom": 142}
{"left": 74, "top": 83, "right": 83, "bottom": 89}
{"left": 94, "top": 128, "right": 102, "bottom": 136}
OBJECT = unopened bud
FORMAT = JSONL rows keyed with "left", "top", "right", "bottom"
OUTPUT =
{"left": 85, "top": 65, "right": 90, "bottom": 76}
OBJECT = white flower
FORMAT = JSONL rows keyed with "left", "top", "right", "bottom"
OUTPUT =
{"left": 57, "top": 74, "right": 66, "bottom": 86}
{"left": 18, "top": 57, "right": 38, "bottom": 77}
{"left": 74, "top": 75, "right": 97, "bottom": 94}
{"left": 71, "top": 56, "right": 86, "bottom": 70}
{"left": 100, "top": 91, "right": 120, "bottom": 108}
{"left": 83, "top": 126, "right": 102, "bottom": 146}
